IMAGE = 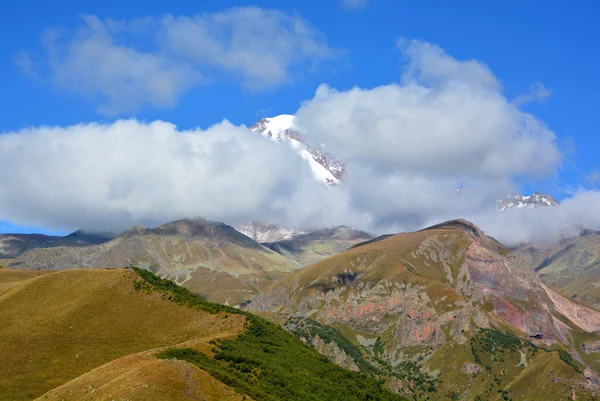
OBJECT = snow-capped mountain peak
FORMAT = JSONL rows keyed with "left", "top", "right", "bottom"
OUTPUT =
{"left": 236, "top": 221, "right": 303, "bottom": 243}
{"left": 496, "top": 192, "right": 559, "bottom": 211}
{"left": 251, "top": 115, "right": 299, "bottom": 142}
{"left": 250, "top": 115, "right": 345, "bottom": 186}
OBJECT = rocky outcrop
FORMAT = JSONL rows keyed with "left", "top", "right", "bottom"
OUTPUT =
{"left": 311, "top": 335, "right": 360, "bottom": 372}
{"left": 582, "top": 341, "right": 600, "bottom": 355}
{"left": 248, "top": 219, "right": 600, "bottom": 393}
{"left": 461, "top": 363, "right": 483, "bottom": 375}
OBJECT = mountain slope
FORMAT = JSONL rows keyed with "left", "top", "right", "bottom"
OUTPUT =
{"left": 248, "top": 219, "right": 600, "bottom": 399}
{"left": 10, "top": 218, "right": 297, "bottom": 305}
{"left": 237, "top": 220, "right": 302, "bottom": 243}
{"left": 0, "top": 268, "right": 246, "bottom": 401}
{"left": 37, "top": 346, "right": 250, "bottom": 401}
{"left": 0, "top": 230, "right": 112, "bottom": 259}
{"left": 515, "top": 231, "right": 600, "bottom": 310}
{"left": 2, "top": 267, "right": 405, "bottom": 401}
{"left": 263, "top": 225, "right": 375, "bottom": 268}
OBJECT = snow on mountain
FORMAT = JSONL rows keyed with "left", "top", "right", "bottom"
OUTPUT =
{"left": 496, "top": 192, "right": 559, "bottom": 211}
{"left": 237, "top": 221, "right": 303, "bottom": 243}
{"left": 250, "top": 115, "right": 345, "bottom": 186}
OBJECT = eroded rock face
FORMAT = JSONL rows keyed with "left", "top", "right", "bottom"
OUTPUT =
{"left": 582, "top": 341, "right": 600, "bottom": 355}
{"left": 461, "top": 363, "right": 483, "bottom": 375}
{"left": 311, "top": 335, "right": 360, "bottom": 372}
{"left": 248, "top": 220, "right": 600, "bottom": 370}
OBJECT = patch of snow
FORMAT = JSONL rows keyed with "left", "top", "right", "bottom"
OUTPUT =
{"left": 237, "top": 221, "right": 303, "bottom": 243}
{"left": 250, "top": 115, "right": 344, "bottom": 186}
{"left": 496, "top": 192, "right": 559, "bottom": 211}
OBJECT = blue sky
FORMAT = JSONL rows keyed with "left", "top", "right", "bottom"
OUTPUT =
{"left": 1, "top": 0, "right": 599, "bottom": 236}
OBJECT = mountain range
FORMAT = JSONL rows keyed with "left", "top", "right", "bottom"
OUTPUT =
{"left": 4, "top": 218, "right": 373, "bottom": 306}
{"left": 248, "top": 219, "right": 600, "bottom": 399}
{"left": 0, "top": 230, "right": 112, "bottom": 259}
{"left": 3, "top": 215, "right": 600, "bottom": 400}
{"left": 0, "top": 117, "right": 594, "bottom": 400}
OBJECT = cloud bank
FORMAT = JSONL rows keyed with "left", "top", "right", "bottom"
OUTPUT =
{"left": 26, "top": 7, "right": 339, "bottom": 115}
{"left": 5, "top": 38, "right": 600, "bottom": 245}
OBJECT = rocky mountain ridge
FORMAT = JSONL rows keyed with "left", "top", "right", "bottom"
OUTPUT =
{"left": 515, "top": 229, "right": 600, "bottom": 310}
{"left": 9, "top": 218, "right": 295, "bottom": 305}
{"left": 0, "top": 230, "right": 112, "bottom": 259}
{"left": 248, "top": 219, "right": 600, "bottom": 399}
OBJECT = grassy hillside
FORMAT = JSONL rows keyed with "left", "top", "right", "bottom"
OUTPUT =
{"left": 0, "top": 269, "right": 245, "bottom": 400}
{"left": 38, "top": 352, "right": 250, "bottom": 401}
{"left": 132, "top": 268, "right": 405, "bottom": 401}
{"left": 426, "top": 328, "right": 588, "bottom": 400}
{"left": 1, "top": 267, "right": 405, "bottom": 401}
{"left": 0, "top": 267, "right": 49, "bottom": 292}
{"left": 248, "top": 220, "right": 600, "bottom": 400}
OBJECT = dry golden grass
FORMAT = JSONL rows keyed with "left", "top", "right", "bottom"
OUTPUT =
{"left": 273, "top": 227, "right": 466, "bottom": 293}
{"left": 0, "top": 268, "right": 51, "bottom": 292}
{"left": 504, "top": 351, "right": 586, "bottom": 400}
{"left": 0, "top": 268, "right": 245, "bottom": 400}
{"left": 36, "top": 341, "right": 251, "bottom": 401}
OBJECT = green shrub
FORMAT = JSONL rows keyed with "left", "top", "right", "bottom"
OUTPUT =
{"left": 558, "top": 348, "right": 583, "bottom": 373}
{"left": 131, "top": 267, "right": 405, "bottom": 401}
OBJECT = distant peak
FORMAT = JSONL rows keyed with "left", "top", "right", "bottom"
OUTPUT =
{"left": 421, "top": 219, "right": 485, "bottom": 238}
{"left": 119, "top": 225, "right": 149, "bottom": 237}
{"left": 236, "top": 220, "right": 301, "bottom": 243}
{"left": 249, "top": 115, "right": 345, "bottom": 186}
{"left": 497, "top": 192, "right": 559, "bottom": 211}
{"left": 65, "top": 229, "right": 115, "bottom": 239}
{"left": 249, "top": 114, "right": 298, "bottom": 141}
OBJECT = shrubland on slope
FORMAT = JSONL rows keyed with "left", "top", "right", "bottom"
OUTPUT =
{"left": 9, "top": 218, "right": 296, "bottom": 305}
{"left": 248, "top": 220, "right": 600, "bottom": 400}
{"left": 0, "top": 267, "right": 405, "bottom": 401}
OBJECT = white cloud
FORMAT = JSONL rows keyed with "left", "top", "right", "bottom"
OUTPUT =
{"left": 43, "top": 17, "right": 198, "bottom": 115}
{"left": 5, "top": 38, "right": 599, "bottom": 245}
{"left": 513, "top": 82, "right": 552, "bottom": 106}
{"left": 15, "top": 51, "right": 36, "bottom": 77}
{"left": 31, "top": 8, "right": 338, "bottom": 115}
{"left": 0, "top": 120, "right": 324, "bottom": 232}
{"left": 475, "top": 191, "right": 600, "bottom": 246}
{"left": 292, "top": 38, "right": 579, "bottom": 242}
{"left": 340, "top": 0, "right": 368, "bottom": 11}
{"left": 587, "top": 171, "right": 600, "bottom": 187}
{"left": 158, "top": 9, "right": 336, "bottom": 89}
{"left": 398, "top": 39, "right": 500, "bottom": 90}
